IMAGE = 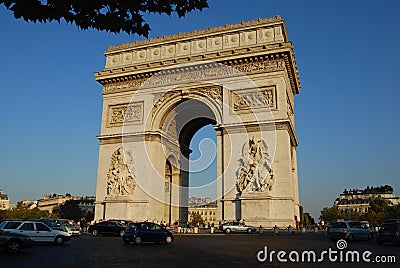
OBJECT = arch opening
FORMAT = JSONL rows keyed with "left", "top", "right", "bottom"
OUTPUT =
{"left": 161, "top": 98, "right": 218, "bottom": 224}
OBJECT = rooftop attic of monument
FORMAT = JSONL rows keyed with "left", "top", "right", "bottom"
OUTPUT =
{"left": 94, "top": 15, "right": 300, "bottom": 95}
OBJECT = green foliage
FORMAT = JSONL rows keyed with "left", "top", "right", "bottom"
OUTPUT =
{"left": 320, "top": 197, "right": 399, "bottom": 226}
{"left": 343, "top": 185, "right": 393, "bottom": 195}
{"left": 52, "top": 200, "right": 94, "bottom": 222}
{"left": 56, "top": 200, "right": 83, "bottom": 222}
{"left": 320, "top": 206, "right": 346, "bottom": 221}
{"left": 82, "top": 209, "right": 94, "bottom": 222}
{"left": 0, "top": 0, "right": 209, "bottom": 36}
{"left": 189, "top": 212, "right": 204, "bottom": 227}
{"left": 0, "top": 208, "right": 49, "bottom": 220}
{"left": 0, "top": 209, "right": 6, "bottom": 220}
{"left": 370, "top": 197, "right": 389, "bottom": 214}
{"left": 301, "top": 212, "right": 315, "bottom": 226}
{"left": 386, "top": 204, "right": 400, "bottom": 219}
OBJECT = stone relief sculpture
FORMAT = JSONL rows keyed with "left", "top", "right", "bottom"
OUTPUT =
{"left": 106, "top": 148, "right": 136, "bottom": 196}
{"left": 108, "top": 103, "right": 143, "bottom": 126}
{"left": 236, "top": 137, "right": 274, "bottom": 193}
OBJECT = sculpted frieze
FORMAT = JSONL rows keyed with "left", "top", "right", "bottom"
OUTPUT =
{"left": 197, "top": 86, "right": 223, "bottom": 102}
{"left": 108, "top": 102, "right": 143, "bottom": 127}
{"left": 231, "top": 86, "right": 276, "bottom": 112}
{"left": 102, "top": 59, "right": 285, "bottom": 95}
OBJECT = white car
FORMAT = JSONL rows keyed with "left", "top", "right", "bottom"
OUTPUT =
{"left": 1, "top": 220, "right": 71, "bottom": 244}
{"left": 218, "top": 221, "right": 257, "bottom": 233}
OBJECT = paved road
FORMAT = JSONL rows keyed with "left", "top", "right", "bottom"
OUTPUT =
{"left": 1, "top": 232, "right": 399, "bottom": 267}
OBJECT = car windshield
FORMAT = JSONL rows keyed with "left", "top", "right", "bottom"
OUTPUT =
{"left": 331, "top": 222, "right": 347, "bottom": 228}
{"left": 43, "top": 221, "right": 60, "bottom": 227}
{"left": 3, "top": 221, "right": 22, "bottom": 229}
{"left": 348, "top": 222, "right": 361, "bottom": 228}
{"left": 126, "top": 224, "right": 136, "bottom": 231}
{"left": 380, "top": 224, "right": 396, "bottom": 231}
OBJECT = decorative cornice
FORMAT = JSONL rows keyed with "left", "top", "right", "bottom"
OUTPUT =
{"left": 97, "top": 120, "right": 298, "bottom": 147}
{"left": 95, "top": 43, "right": 291, "bottom": 81}
{"left": 106, "top": 16, "right": 285, "bottom": 53}
{"left": 99, "top": 55, "right": 289, "bottom": 95}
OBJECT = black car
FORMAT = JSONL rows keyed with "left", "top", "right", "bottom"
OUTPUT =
{"left": 88, "top": 220, "right": 127, "bottom": 237}
{"left": 122, "top": 222, "right": 174, "bottom": 244}
{"left": 376, "top": 223, "right": 400, "bottom": 245}
{"left": 0, "top": 229, "right": 34, "bottom": 253}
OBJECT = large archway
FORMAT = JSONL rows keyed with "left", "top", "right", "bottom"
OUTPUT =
{"left": 93, "top": 16, "right": 301, "bottom": 228}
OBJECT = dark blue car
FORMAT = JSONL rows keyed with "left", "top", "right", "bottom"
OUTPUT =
{"left": 122, "top": 222, "right": 174, "bottom": 245}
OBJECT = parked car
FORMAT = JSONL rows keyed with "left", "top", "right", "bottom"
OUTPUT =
{"left": 383, "top": 219, "right": 400, "bottom": 224}
{"left": 0, "top": 229, "right": 33, "bottom": 253}
{"left": 329, "top": 220, "right": 373, "bottom": 242}
{"left": 0, "top": 220, "right": 71, "bottom": 245}
{"left": 376, "top": 222, "right": 400, "bottom": 245}
{"left": 88, "top": 220, "right": 127, "bottom": 237}
{"left": 0, "top": 220, "right": 23, "bottom": 231}
{"left": 122, "top": 222, "right": 174, "bottom": 244}
{"left": 218, "top": 221, "right": 256, "bottom": 234}
{"left": 36, "top": 220, "right": 65, "bottom": 232}
{"left": 39, "top": 219, "right": 82, "bottom": 236}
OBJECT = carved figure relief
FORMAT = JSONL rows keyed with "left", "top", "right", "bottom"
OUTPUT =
{"left": 232, "top": 86, "right": 276, "bottom": 112}
{"left": 152, "top": 86, "right": 222, "bottom": 116}
{"left": 102, "top": 59, "right": 285, "bottom": 95}
{"left": 236, "top": 137, "right": 274, "bottom": 193}
{"left": 198, "top": 85, "right": 223, "bottom": 102}
{"left": 106, "top": 148, "right": 136, "bottom": 196}
{"left": 166, "top": 118, "right": 177, "bottom": 139}
{"left": 287, "top": 98, "right": 295, "bottom": 126}
{"left": 108, "top": 103, "right": 143, "bottom": 127}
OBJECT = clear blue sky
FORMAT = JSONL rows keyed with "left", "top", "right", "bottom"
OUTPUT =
{"left": 1, "top": 0, "right": 399, "bottom": 219}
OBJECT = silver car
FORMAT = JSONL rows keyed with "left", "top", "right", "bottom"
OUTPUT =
{"left": 329, "top": 220, "right": 373, "bottom": 242}
{"left": 218, "top": 221, "right": 256, "bottom": 234}
{"left": 1, "top": 220, "right": 71, "bottom": 244}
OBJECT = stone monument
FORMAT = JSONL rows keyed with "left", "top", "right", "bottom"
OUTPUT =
{"left": 93, "top": 15, "right": 301, "bottom": 228}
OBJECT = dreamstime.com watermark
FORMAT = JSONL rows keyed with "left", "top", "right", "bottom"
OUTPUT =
{"left": 257, "top": 239, "right": 397, "bottom": 264}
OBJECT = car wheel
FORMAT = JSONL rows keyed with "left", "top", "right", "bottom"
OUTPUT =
{"left": 134, "top": 236, "right": 142, "bottom": 245}
{"left": 120, "top": 230, "right": 125, "bottom": 237}
{"left": 225, "top": 228, "right": 231, "bottom": 234}
{"left": 54, "top": 236, "right": 64, "bottom": 245}
{"left": 247, "top": 228, "right": 253, "bottom": 234}
{"left": 92, "top": 229, "right": 98, "bottom": 237}
{"left": 6, "top": 239, "right": 21, "bottom": 253}
{"left": 123, "top": 239, "right": 130, "bottom": 245}
{"left": 367, "top": 233, "right": 373, "bottom": 240}
{"left": 165, "top": 236, "right": 173, "bottom": 244}
{"left": 347, "top": 234, "right": 354, "bottom": 242}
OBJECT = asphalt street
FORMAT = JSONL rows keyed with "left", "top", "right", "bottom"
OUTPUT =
{"left": 1, "top": 231, "right": 399, "bottom": 268}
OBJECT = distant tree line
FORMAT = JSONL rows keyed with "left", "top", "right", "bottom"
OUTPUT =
{"left": 0, "top": 200, "right": 94, "bottom": 222}
{"left": 320, "top": 197, "right": 400, "bottom": 226}
{"left": 342, "top": 185, "right": 394, "bottom": 195}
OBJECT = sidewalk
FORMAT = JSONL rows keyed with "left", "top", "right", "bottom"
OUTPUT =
{"left": 173, "top": 227, "right": 328, "bottom": 236}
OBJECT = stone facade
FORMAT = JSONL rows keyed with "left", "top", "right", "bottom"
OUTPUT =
{"left": 189, "top": 201, "right": 218, "bottom": 224}
{"left": 335, "top": 185, "right": 400, "bottom": 216}
{"left": 0, "top": 189, "right": 10, "bottom": 210}
{"left": 94, "top": 16, "right": 301, "bottom": 228}
{"left": 37, "top": 194, "right": 95, "bottom": 214}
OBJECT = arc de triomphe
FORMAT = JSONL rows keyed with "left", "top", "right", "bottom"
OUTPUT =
{"left": 93, "top": 15, "right": 301, "bottom": 228}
